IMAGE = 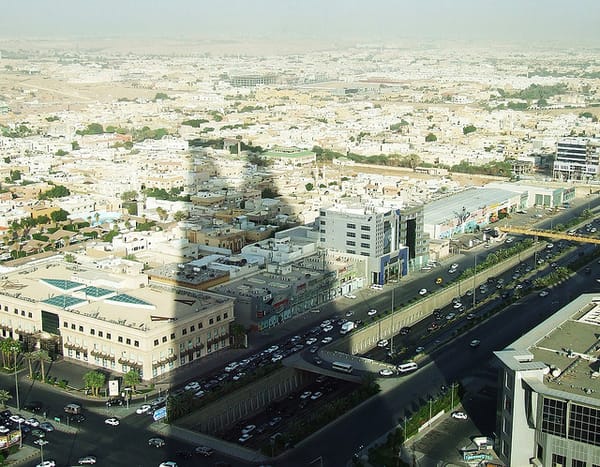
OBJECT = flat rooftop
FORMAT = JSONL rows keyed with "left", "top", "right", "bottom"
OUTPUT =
{"left": 526, "top": 295, "right": 600, "bottom": 402}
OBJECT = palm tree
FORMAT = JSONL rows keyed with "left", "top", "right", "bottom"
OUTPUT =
{"left": 0, "top": 390, "right": 11, "bottom": 409}
{"left": 0, "top": 338, "right": 21, "bottom": 369}
{"left": 123, "top": 370, "right": 141, "bottom": 394}
{"left": 83, "top": 370, "right": 106, "bottom": 397}
{"left": 33, "top": 350, "right": 51, "bottom": 383}
{"left": 23, "top": 351, "right": 35, "bottom": 379}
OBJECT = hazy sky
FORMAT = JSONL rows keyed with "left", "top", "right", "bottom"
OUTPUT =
{"left": 1, "top": 0, "right": 600, "bottom": 46}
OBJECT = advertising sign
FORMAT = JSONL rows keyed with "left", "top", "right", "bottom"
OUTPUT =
{"left": 152, "top": 406, "right": 167, "bottom": 421}
{"left": 108, "top": 379, "right": 120, "bottom": 397}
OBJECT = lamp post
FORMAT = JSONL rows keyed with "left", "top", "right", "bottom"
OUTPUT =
{"left": 428, "top": 397, "right": 433, "bottom": 427}
{"left": 34, "top": 439, "right": 48, "bottom": 464}
{"left": 13, "top": 350, "right": 20, "bottom": 411}
{"left": 472, "top": 255, "right": 477, "bottom": 309}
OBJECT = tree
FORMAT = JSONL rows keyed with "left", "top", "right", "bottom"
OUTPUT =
{"left": 156, "top": 207, "right": 168, "bottom": 222}
{"left": 123, "top": 370, "right": 141, "bottom": 393}
{"left": 305, "top": 183, "right": 314, "bottom": 192}
{"left": 173, "top": 211, "right": 188, "bottom": 222}
{"left": 23, "top": 351, "right": 35, "bottom": 379}
{"left": 71, "top": 141, "right": 80, "bottom": 151}
{"left": 462, "top": 125, "right": 476, "bottom": 135}
{"left": 0, "top": 390, "right": 11, "bottom": 409}
{"left": 50, "top": 209, "right": 69, "bottom": 223}
{"left": 120, "top": 190, "right": 138, "bottom": 202}
{"left": 261, "top": 187, "right": 279, "bottom": 199}
{"left": 34, "top": 350, "right": 51, "bottom": 383}
{"left": 83, "top": 370, "right": 106, "bottom": 397}
{"left": 425, "top": 133, "right": 437, "bottom": 142}
{"left": 0, "top": 338, "right": 21, "bottom": 369}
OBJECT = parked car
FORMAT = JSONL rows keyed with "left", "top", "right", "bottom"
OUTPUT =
{"left": 241, "top": 424, "right": 256, "bottom": 435}
{"left": 379, "top": 368, "right": 394, "bottom": 377}
{"left": 77, "top": 456, "right": 97, "bottom": 465}
{"left": 321, "top": 336, "right": 333, "bottom": 344}
{"left": 310, "top": 391, "right": 323, "bottom": 400}
{"left": 39, "top": 422, "right": 55, "bottom": 432}
{"left": 136, "top": 404, "right": 152, "bottom": 414}
{"left": 148, "top": 437, "right": 166, "bottom": 447}
{"left": 470, "top": 339, "right": 481, "bottom": 348}
{"left": 377, "top": 339, "right": 389, "bottom": 348}
{"left": 452, "top": 411, "right": 468, "bottom": 420}
{"left": 367, "top": 309, "right": 377, "bottom": 316}
{"left": 238, "top": 433, "right": 253, "bottom": 443}
{"left": 36, "top": 461, "right": 56, "bottom": 467}
{"left": 344, "top": 294, "right": 357, "bottom": 299}
{"left": 194, "top": 445, "right": 214, "bottom": 457}
{"left": 419, "top": 288, "right": 427, "bottom": 296}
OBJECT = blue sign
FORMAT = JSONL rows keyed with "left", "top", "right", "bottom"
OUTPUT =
{"left": 152, "top": 406, "right": 167, "bottom": 421}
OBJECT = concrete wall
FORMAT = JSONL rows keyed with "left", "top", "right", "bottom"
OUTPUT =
{"left": 177, "top": 366, "right": 311, "bottom": 434}
{"left": 330, "top": 244, "right": 544, "bottom": 356}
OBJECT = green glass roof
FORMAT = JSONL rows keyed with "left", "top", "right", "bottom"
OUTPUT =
{"left": 41, "top": 278, "right": 85, "bottom": 291}
{"left": 42, "top": 295, "right": 86, "bottom": 308}
{"left": 81, "top": 286, "right": 113, "bottom": 298}
{"left": 107, "top": 294, "right": 152, "bottom": 307}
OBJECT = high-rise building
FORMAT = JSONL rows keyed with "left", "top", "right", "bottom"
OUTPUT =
{"left": 495, "top": 293, "right": 600, "bottom": 467}
{"left": 553, "top": 137, "right": 600, "bottom": 181}
{"left": 317, "top": 201, "right": 427, "bottom": 285}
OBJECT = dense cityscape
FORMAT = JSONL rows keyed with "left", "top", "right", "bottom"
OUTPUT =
{"left": 0, "top": 3, "right": 600, "bottom": 467}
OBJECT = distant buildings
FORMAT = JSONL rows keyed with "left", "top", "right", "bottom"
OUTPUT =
{"left": 495, "top": 293, "right": 600, "bottom": 467}
{"left": 554, "top": 137, "right": 600, "bottom": 181}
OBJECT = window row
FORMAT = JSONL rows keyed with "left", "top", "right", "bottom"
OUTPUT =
{"left": 63, "top": 321, "right": 138, "bottom": 347}
{"left": 2, "top": 305, "right": 33, "bottom": 319}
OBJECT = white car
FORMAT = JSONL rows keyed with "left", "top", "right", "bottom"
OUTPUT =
{"left": 271, "top": 354, "right": 283, "bottom": 363}
{"left": 238, "top": 433, "right": 253, "bottom": 443}
{"left": 320, "top": 320, "right": 332, "bottom": 328}
{"left": 77, "top": 456, "right": 97, "bottom": 465}
{"left": 415, "top": 346, "right": 425, "bottom": 353}
{"left": 136, "top": 404, "right": 152, "bottom": 414}
{"left": 25, "top": 418, "right": 40, "bottom": 427}
{"left": 322, "top": 325, "right": 334, "bottom": 333}
{"left": 266, "top": 345, "right": 279, "bottom": 353}
{"left": 345, "top": 310, "right": 354, "bottom": 317}
{"left": 539, "top": 290, "right": 549, "bottom": 297}
{"left": 453, "top": 302, "right": 462, "bottom": 309}
{"left": 159, "top": 463, "right": 178, "bottom": 467}
{"left": 36, "top": 462, "right": 56, "bottom": 467}
{"left": 377, "top": 339, "right": 389, "bottom": 348}
{"left": 148, "top": 437, "right": 166, "bottom": 447}
{"left": 241, "top": 424, "right": 256, "bottom": 434}
{"left": 9, "top": 414, "right": 25, "bottom": 424}
{"left": 344, "top": 294, "right": 357, "bottom": 299}
{"left": 419, "top": 288, "right": 427, "bottom": 296}
{"left": 300, "top": 391, "right": 312, "bottom": 400}
{"left": 470, "top": 339, "right": 481, "bottom": 348}
{"left": 367, "top": 309, "right": 377, "bottom": 316}
{"left": 306, "top": 337, "right": 317, "bottom": 345}
{"left": 446, "top": 313, "right": 456, "bottom": 320}
{"left": 370, "top": 284, "right": 383, "bottom": 290}
{"left": 452, "top": 411, "right": 468, "bottom": 420}
{"left": 310, "top": 391, "right": 323, "bottom": 400}
{"left": 321, "top": 336, "right": 333, "bottom": 344}
{"left": 104, "top": 417, "right": 120, "bottom": 426}
{"left": 379, "top": 368, "right": 394, "bottom": 377}
{"left": 184, "top": 381, "right": 200, "bottom": 391}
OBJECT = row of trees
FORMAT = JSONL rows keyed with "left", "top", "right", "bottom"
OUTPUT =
{"left": 82, "top": 369, "right": 141, "bottom": 397}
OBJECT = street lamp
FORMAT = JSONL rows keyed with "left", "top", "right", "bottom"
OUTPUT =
{"left": 34, "top": 439, "right": 48, "bottom": 464}
{"left": 13, "top": 350, "right": 20, "bottom": 411}
{"left": 428, "top": 397, "right": 433, "bottom": 427}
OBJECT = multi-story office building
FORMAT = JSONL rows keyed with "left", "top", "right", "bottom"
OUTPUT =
{"left": 0, "top": 256, "right": 234, "bottom": 381}
{"left": 495, "top": 293, "right": 600, "bottom": 467}
{"left": 317, "top": 201, "right": 427, "bottom": 285}
{"left": 553, "top": 137, "right": 600, "bottom": 181}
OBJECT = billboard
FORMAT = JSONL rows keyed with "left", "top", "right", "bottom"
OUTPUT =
{"left": 0, "top": 430, "right": 21, "bottom": 448}
{"left": 153, "top": 406, "right": 167, "bottom": 421}
{"left": 108, "top": 379, "right": 120, "bottom": 397}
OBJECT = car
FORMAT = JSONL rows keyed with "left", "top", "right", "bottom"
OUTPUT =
{"left": 184, "top": 381, "right": 200, "bottom": 391}
{"left": 9, "top": 414, "right": 25, "bottom": 424}
{"left": 271, "top": 354, "right": 283, "bottom": 363}
{"left": 194, "top": 389, "right": 206, "bottom": 398}
{"left": 136, "top": 404, "right": 152, "bottom": 414}
{"left": 309, "top": 345, "right": 319, "bottom": 353}
{"left": 377, "top": 339, "right": 389, "bottom": 348}
{"left": 23, "top": 401, "right": 43, "bottom": 413}
{"left": 313, "top": 356, "right": 323, "bottom": 365}
{"left": 370, "top": 284, "right": 383, "bottom": 290}
{"left": 415, "top": 346, "right": 425, "bottom": 353}
{"left": 31, "top": 428, "right": 45, "bottom": 438}
{"left": 320, "top": 320, "right": 332, "bottom": 328}
{"left": 453, "top": 302, "right": 462, "bottom": 309}
{"left": 300, "top": 391, "right": 312, "bottom": 400}
{"left": 149, "top": 437, "right": 166, "bottom": 447}
{"left": 305, "top": 337, "right": 317, "bottom": 345}
{"left": 266, "top": 345, "right": 279, "bottom": 353}
{"left": 238, "top": 433, "right": 253, "bottom": 443}
{"left": 194, "top": 445, "right": 214, "bottom": 457}
{"left": 322, "top": 325, "right": 333, "bottom": 333}
{"left": 77, "top": 456, "right": 97, "bottom": 465}
{"left": 470, "top": 339, "right": 481, "bottom": 348}
{"left": 448, "top": 267, "right": 457, "bottom": 273}
{"left": 269, "top": 416, "right": 282, "bottom": 426}
{"left": 39, "top": 422, "right": 55, "bottom": 432}
{"left": 321, "top": 336, "right": 333, "bottom": 344}
{"left": 451, "top": 263, "right": 459, "bottom": 269}
{"left": 175, "top": 451, "right": 193, "bottom": 459}
{"left": 159, "top": 463, "right": 178, "bottom": 467}
{"left": 400, "top": 326, "right": 411, "bottom": 335}
{"left": 242, "top": 424, "right": 256, "bottom": 435}
{"left": 466, "top": 313, "right": 476, "bottom": 320}
{"left": 36, "top": 461, "right": 56, "bottom": 467}
{"left": 539, "top": 290, "right": 549, "bottom": 297}
{"left": 310, "top": 391, "right": 323, "bottom": 400}
{"left": 345, "top": 310, "right": 354, "bottom": 317}
{"left": 446, "top": 313, "right": 456, "bottom": 320}
{"left": 427, "top": 323, "right": 439, "bottom": 332}
{"left": 379, "top": 368, "right": 394, "bottom": 377}
{"left": 452, "top": 411, "right": 468, "bottom": 420}
{"left": 69, "top": 414, "right": 86, "bottom": 423}
{"left": 367, "top": 309, "right": 377, "bottom": 316}
{"left": 105, "top": 397, "right": 124, "bottom": 407}
{"left": 104, "top": 417, "right": 119, "bottom": 426}
{"left": 344, "top": 294, "right": 357, "bottom": 299}
{"left": 25, "top": 417, "right": 40, "bottom": 427}
{"left": 310, "top": 308, "right": 321, "bottom": 313}
{"left": 419, "top": 288, "right": 427, "bottom": 296}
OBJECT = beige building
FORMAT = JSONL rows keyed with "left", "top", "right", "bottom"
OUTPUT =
{"left": 0, "top": 256, "right": 234, "bottom": 381}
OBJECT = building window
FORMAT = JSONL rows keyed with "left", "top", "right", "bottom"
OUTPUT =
{"left": 190, "top": 325, "right": 195, "bottom": 332}
{"left": 170, "top": 333, "right": 175, "bottom": 340}
{"left": 360, "top": 252, "right": 370, "bottom": 257}
{"left": 63, "top": 322, "right": 68, "bottom": 328}
{"left": 154, "top": 339, "right": 159, "bottom": 346}
{"left": 569, "top": 403, "right": 600, "bottom": 447}
{"left": 198, "top": 322, "right": 203, "bottom": 329}
{"left": 360, "top": 243, "right": 370, "bottom": 248}
{"left": 320, "top": 220, "right": 326, "bottom": 225}
{"left": 347, "top": 232, "right": 356, "bottom": 238}
{"left": 126, "top": 338, "right": 131, "bottom": 345}
{"left": 90, "top": 329, "right": 95, "bottom": 336}
{"left": 346, "top": 240, "right": 355, "bottom": 246}
{"left": 347, "top": 223, "right": 356, "bottom": 229}
{"left": 347, "top": 250, "right": 355, "bottom": 254}
{"left": 504, "top": 395, "right": 512, "bottom": 412}
{"left": 162, "top": 336, "right": 167, "bottom": 343}
{"left": 28, "top": 312, "right": 32, "bottom": 318}
{"left": 134, "top": 340, "right": 139, "bottom": 347}
{"left": 182, "top": 328, "right": 187, "bottom": 335}
{"left": 361, "top": 234, "right": 370, "bottom": 239}
{"left": 542, "top": 397, "right": 567, "bottom": 438}
{"left": 572, "top": 460, "right": 586, "bottom": 467}
{"left": 209, "top": 318, "right": 214, "bottom": 325}
{"left": 106, "top": 333, "right": 111, "bottom": 340}
{"left": 361, "top": 225, "right": 371, "bottom": 231}
{"left": 217, "top": 315, "right": 221, "bottom": 322}
{"left": 79, "top": 325, "right": 84, "bottom": 332}
{"left": 551, "top": 454, "right": 566, "bottom": 467}
{"left": 13, "top": 308, "right": 17, "bottom": 314}
{"left": 21, "top": 310, "right": 25, "bottom": 316}
{"left": 118, "top": 336, "right": 123, "bottom": 343}
{"left": 223, "top": 313, "right": 228, "bottom": 319}
{"left": 320, "top": 211, "right": 326, "bottom": 217}
{"left": 98, "top": 331, "right": 103, "bottom": 338}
